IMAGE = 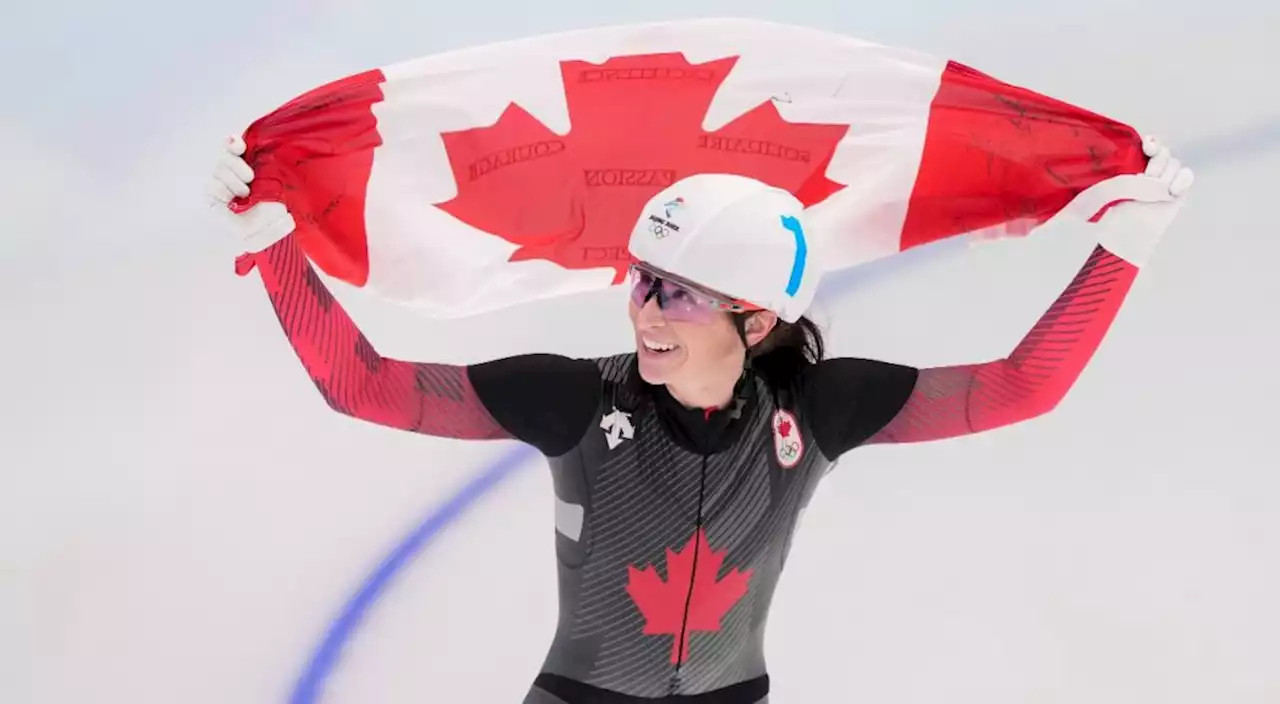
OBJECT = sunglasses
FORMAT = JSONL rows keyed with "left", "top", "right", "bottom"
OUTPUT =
{"left": 628, "top": 263, "right": 761, "bottom": 324}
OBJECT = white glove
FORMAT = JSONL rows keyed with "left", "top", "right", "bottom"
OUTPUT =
{"left": 967, "top": 136, "right": 1194, "bottom": 265}
{"left": 1059, "top": 135, "right": 1194, "bottom": 266}
{"left": 206, "top": 134, "right": 296, "bottom": 253}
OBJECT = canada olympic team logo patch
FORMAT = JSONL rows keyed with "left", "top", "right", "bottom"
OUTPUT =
{"left": 772, "top": 409, "right": 803, "bottom": 469}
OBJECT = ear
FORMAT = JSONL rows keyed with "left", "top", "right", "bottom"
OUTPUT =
{"left": 742, "top": 311, "right": 778, "bottom": 347}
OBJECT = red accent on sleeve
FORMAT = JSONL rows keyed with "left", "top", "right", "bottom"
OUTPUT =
{"left": 241, "top": 237, "right": 512, "bottom": 440}
{"left": 870, "top": 246, "right": 1138, "bottom": 443}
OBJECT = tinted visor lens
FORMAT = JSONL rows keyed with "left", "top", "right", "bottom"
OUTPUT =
{"left": 628, "top": 266, "right": 724, "bottom": 323}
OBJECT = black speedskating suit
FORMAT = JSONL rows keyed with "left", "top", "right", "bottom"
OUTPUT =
{"left": 241, "top": 235, "right": 1143, "bottom": 702}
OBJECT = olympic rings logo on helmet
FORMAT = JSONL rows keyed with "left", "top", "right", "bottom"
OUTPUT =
{"left": 644, "top": 213, "right": 681, "bottom": 240}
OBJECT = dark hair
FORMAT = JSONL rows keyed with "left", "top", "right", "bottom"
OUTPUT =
{"left": 734, "top": 313, "right": 826, "bottom": 393}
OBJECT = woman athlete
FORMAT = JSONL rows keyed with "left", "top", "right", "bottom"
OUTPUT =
{"left": 209, "top": 134, "right": 1192, "bottom": 703}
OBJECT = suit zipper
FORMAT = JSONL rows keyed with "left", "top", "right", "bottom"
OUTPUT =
{"left": 670, "top": 453, "right": 709, "bottom": 694}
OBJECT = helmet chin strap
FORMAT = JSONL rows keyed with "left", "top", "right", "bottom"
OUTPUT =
{"left": 732, "top": 313, "right": 754, "bottom": 368}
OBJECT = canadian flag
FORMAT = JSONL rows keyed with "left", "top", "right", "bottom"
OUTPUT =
{"left": 230, "top": 18, "right": 1147, "bottom": 317}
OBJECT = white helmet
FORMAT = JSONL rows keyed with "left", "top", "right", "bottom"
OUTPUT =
{"left": 626, "top": 173, "right": 821, "bottom": 323}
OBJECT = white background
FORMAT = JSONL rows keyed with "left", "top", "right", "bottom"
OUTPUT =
{"left": 2, "top": 1, "right": 1278, "bottom": 702}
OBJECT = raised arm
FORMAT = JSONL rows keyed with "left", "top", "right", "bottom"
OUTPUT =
{"left": 214, "top": 136, "right": 602, "bottom": 452}
{"left": 867, "top": 139, "right": 1193, "bottom": 445}
{"left": 804, "top": 137, "right": 1193, "bottom": 457}
{"left": 867, "top": 244, "right": 1134, "bottom": 444}
{"left": 238, "top": 236, "right": 511, "bottom": 439}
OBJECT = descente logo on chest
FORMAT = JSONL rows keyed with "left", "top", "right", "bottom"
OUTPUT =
{"left": 601, "top": 406, "right": 635, "bottom": 450}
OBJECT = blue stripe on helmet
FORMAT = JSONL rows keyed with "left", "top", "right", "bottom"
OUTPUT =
{"left": 780, "top": 215, "right": 807, "bottom": 296}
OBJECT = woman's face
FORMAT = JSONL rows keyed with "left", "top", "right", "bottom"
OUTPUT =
{"left": 626, "top": 266, "right": 777, "bottom": 393}
{"left": 629, "top": 296, "right": 744, "bottom": 388}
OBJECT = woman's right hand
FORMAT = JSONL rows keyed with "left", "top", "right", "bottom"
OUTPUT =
{"left": 206, "top": 134, "right": 295, "bottom": 253}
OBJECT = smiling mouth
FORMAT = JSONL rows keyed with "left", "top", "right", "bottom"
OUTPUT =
{"left": 641, "top": 337, "right": 678, "bottom": 354}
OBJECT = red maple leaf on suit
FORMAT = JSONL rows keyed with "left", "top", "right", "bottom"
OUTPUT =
{"left": 777, "top": 418, "right": 792, "bottom": 438}
{"left": 626, "top": 528, "right": 753, "bottom": 664}
{"left": 435, "top": 53, "right": 850, "bottom": 283}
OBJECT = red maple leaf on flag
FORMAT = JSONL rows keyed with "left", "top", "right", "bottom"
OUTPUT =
{"left": 626, "top": 528, "right": 753, "bottom": 664}
{"left": 435, "top": 53, "right": 850, "bottom": 283}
